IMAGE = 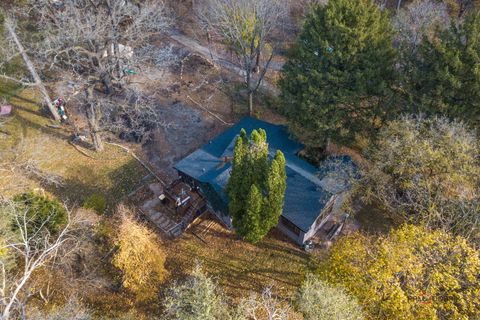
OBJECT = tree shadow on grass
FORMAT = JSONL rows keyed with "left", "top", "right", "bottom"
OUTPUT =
{"left": 33, "top": 158, "right": 147, "bottom": 213}
{"left": 14, "top": 112, "right": 71, "bottom": 141}
{"left": 166, "top": 226, "right": 310, "bottom": 299}
{"left": 10, "top": 100, "right": 45, "bottom": 117}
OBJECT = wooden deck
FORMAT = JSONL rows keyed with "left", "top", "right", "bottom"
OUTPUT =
{"left": 139, "top": 180, "right": 208, "bottom": 238}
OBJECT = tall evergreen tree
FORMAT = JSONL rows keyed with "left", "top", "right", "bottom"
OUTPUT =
{"left": 410, "top": 11, "right": 480, "bottom": 127}
{"left": 243, "top": 185, "right": 263, "bottom": 243}
{"left": 280, "top": 0, "right": 397, "bottom": 148}
{"left": 226, "top": 129, "right": 287, "bottom": 243}
{"left": 263, "top": 151, "right": 287, "bottom": 232}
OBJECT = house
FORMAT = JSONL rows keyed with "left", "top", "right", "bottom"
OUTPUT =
{"left": 174, "top": 117, "right": 356, "bottom": 245}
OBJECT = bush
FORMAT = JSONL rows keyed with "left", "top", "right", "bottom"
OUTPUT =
{"left": 83, "top": 194, "right": 107, "bottom": 214}
{"left": 296, "top": 275, "right": 365, "bottom": 320}
{"left": 13, "top": 191, "right": 67, "bottom": 235}
{"left": 163, "top": 264, "right": 230, "bottom": 320}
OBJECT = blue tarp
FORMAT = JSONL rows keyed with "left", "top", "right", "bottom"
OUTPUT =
{"left": 174, "top": 117, "right": 355, "bottom": 232}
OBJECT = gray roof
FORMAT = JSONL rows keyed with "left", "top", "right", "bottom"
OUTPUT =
{"left": 175, "top": 117, "right": 355, "bottom": 232}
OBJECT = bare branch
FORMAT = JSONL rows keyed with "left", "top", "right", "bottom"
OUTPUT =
{"left": 0, "top": 200, "right": 73, "bottom": 319}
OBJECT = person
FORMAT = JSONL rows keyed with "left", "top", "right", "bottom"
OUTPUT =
{"left": 53, "top": 97, "right": 68, "bottom": 122}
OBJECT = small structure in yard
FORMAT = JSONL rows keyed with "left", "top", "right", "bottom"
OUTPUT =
{"left": 0, "top": 105, "right": 12, "bottom": 116}
{"left": 174, "top": 117, "right": 356, "bottom": 245}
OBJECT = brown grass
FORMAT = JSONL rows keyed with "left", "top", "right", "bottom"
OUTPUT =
{"left": 164, "top": 216, "right": 315, "bottom": 302}
{"left": 0, "top": 85, "right": 147, "bottom": 208}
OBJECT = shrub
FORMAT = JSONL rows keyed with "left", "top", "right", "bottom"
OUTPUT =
{"left": 163, "top": 264, "right": 230, "bottom": 320}
{"left": 296, "top": 275, "right": 364, "bottom": 320}
{"left": 83, "top": 194, "right": 107, "bottom": 214}
{"left": 13, "top": 191, "right": 67, "bottom": 235}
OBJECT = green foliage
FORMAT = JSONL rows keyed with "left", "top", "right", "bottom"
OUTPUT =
{"left": 108, "top": 160, "right": 142, "bottom": 200}
{"left": 12, "top": 192, "right": 67, "bottom": 235}
{"left": 296, "top": 274, "right": 365, "bottom": 320}
{"left": 226, "top": 129, "right": 287, "bottom": 243}
{"left": 163, "top": 265, "right": 232, "bottom": 320}
{"left": 242, "top": 184, "right": 263, "bottom": 243}
{"left": 83, "top": 194, "right": 107, "bottom": 214}
{"left": 264, "top": 150, "right": 287, "bottom": 232}
{"left": 361, "top": 115, "right": 480, "bottom": 242}
{"left": 280, "top": 0, "right": 397, "bottom": 148}
{"left": 411, "top": 11, "right": 480, "bottom": 126}
{"left": 0, "top": 202, "right": 18, "bottom": 273}
{"left": 320, "top": 224, "right": 480, "bottom": 320}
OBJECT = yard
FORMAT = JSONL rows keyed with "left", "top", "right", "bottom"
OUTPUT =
{"left": 0, "top": 83, "right": 147, "bottom": 208}
{"left": 1, "top": 84, "right": 315, "bottom": 317}
{"left": 165, "top": 216, "right": 315, "bottom": 301}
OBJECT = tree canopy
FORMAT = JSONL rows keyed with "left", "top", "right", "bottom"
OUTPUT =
{"left": 112, "top": 207, "right": 167, "bottom": 301}
{"left": 320, "top": 224, "right": 480, "bottom": 320}
{"left": 296, "top": 274, "right": 365, "bottom": 320}
{"left": 410, "top": 10, "right": 480, "bottom": 126}
{"left": 163, "top": 264, "right": 231, "bottom": 320}
{"left": 361, "top": 115, "right": 480, "bottom": 242}
{"left": 280, "top": 0, "right": 397, "bottom": 148}
{"left": 226, "top": 128, "right": 286, "bottom": 243}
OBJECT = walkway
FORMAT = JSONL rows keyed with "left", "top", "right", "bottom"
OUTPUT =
{"left": 140, "top": 183, "right": 180, "bottom": 236}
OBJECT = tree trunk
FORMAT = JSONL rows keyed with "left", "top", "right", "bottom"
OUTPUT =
{"left": 254, "top": 50, "right": 261, "bottom": 74}
{"left": 4, "top": 18, "right": 60, "bottom": 121}
{"left": 85, "top": 88, "right": 104, "bottom": 152}
{"left": 101, "top": 72, "right": 113, "bottom": 95}
{"left": 245, "top": 58, "right": 254, "bottom": 116}
{"left": 248, "top": 91, "right": 253, "bottom": 116}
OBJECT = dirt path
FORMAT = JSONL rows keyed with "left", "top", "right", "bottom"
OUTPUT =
{"left": 169, "top": 31, "right": 280, "bottom": 95}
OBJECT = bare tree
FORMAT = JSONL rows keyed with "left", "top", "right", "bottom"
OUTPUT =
{"left": 26, "top": 0, "right": 171, "bottom": 151}
{"left": 0, "top": 200, "right": 73, "bottom": 320}
{"left": 238, "top": 286, "right": 290, "bottom": 320}
{"left": 196, "top": 0, "right": 288, "bottom": 115}
{"left": 361, "top": 115, "right": 480, "bottom": 243}
{"left": 393, "top": 0, "right": 448, "bottom": 54}
{"left": 295, "top": 274, "right": 365, "bottom": 320}
{"left": 1, "top": 17, "right": 60, "bottom": 121}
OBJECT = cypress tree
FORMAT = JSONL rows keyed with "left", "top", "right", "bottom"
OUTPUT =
{"left": 242, "top": 184, "right": 263, "bottom": 243}
{"left": 226, "top": 129, "right": 287, "bottom": 243}
{"left": 280, "top": 0, "right": 397, "bottom": 148}
{"left": 227, "top": 129, "right": 249, "bottom": 226}
{"left": 410, "top": 11, "right": 480, "bottom": 126}
{"left": 263, "top": 151, "right": 287, "bottom": 232}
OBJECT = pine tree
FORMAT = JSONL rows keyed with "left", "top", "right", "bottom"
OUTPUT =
{"left": 410, "top": 11, "right": 480, "bottom": 127}
{"left": 280, "top": 0, "right": 397, "bottom": 148}
{"left": 226, "top": 129, "right": 287, "bottom": 243}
